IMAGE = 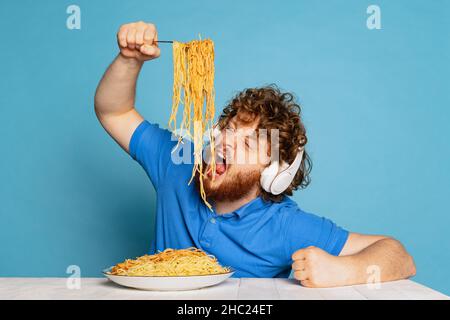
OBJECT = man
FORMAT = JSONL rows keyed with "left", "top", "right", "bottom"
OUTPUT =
{"left": 95, "top": 21, "right": 416, "bottom": 287}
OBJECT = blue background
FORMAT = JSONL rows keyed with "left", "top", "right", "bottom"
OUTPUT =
{"left": 0, "top": 0, "right": 449, "bottom": 295}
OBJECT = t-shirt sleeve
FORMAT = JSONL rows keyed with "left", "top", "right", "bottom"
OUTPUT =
{"left": 128, "top": 120, "right": 177, "bottom": 190}
{"left": 285, "top": 208, "right": 349, "bottom": 261}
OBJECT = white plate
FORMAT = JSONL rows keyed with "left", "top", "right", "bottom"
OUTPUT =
{"left": 102, "top": 268, "right": 235, "bottom": 291}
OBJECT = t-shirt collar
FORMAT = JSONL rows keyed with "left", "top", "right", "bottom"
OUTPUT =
{"left": 226, "top": 196, "right": 269, "bottom": 219}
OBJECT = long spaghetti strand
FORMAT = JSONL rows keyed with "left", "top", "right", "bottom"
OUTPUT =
{"left": 168, "top": 39, "right": 216, "bottom": 209}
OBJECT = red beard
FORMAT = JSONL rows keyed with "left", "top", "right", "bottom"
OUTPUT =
{"left": 195, "top": 164, "right": 261, "bottom": 202}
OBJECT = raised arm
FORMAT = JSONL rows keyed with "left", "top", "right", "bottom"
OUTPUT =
{"left": 94, "top": 21, "right": 161, "bottom": 152}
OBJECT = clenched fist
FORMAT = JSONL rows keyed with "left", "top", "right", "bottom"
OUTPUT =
{"left": 117, "top": 21, "right": 161, "bottom": 62}
{"left": 291, "top": 246, "right": 354, "bottom": 288}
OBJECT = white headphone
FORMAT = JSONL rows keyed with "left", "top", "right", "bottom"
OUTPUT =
{"left": 260, "top": 147, "right": 305, "bottom": 195}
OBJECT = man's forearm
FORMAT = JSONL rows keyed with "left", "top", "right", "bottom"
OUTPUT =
{"left": 292, "top": 237, "right": 416, "bottom": 288}
{"left": 94, "top": 54, "right": 143, "bottom": 117}
{"left": 93, "top": 22, "right": 159, "bottom": 151}
{"left": 344, "top": 238, "right": 416, "bottom": 285}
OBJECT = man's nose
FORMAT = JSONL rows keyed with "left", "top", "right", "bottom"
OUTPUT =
{"left": 219, "top": 129, "right": 236, "bottom": 158}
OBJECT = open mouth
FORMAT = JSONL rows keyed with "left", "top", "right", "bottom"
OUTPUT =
{"left": 206, "top": 152, "right": 228, "bottom": 179}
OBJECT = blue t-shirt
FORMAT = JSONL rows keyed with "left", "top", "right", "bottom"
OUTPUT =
{"left": 129, "top": 120, "right": 349, "bottom": 278}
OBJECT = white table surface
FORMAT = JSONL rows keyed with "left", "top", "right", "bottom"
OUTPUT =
{"left": 0, "top": 278, "right": 448, "bottom": 300}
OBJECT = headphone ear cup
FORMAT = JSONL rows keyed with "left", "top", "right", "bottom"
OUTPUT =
{"left": 270, "top": 171, "right": 293, "bottom": 195}
{"left": 269, "top": 148, "right": 304, "bottom": 195}
{"left": 260, "top": 161, "right": 280, "bottom": 192}
{"left": 212, "top": 126, "right": 221, "bottom": 139}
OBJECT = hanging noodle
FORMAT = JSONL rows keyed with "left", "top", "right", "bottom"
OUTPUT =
{"left": 108, "top": 247, "right": 230, "bottom": 276}
{"left": 168, "top": 38, "right": 216, "bottom": 210}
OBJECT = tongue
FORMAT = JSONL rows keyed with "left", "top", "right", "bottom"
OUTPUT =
{"left": 215, "top": 163, "right": 226, "bottom": 175}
